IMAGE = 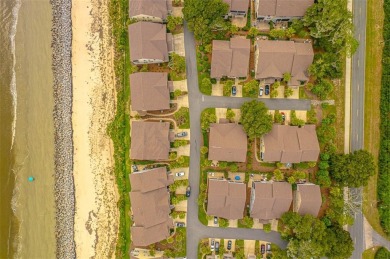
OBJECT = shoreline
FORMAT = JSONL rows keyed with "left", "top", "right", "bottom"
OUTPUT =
{"left": 50, "top": 0, "right": 76, "bottom": 257}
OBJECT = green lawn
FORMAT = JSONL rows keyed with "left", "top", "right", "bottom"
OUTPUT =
{"left": 362, "top": 0, "right": 388, "bottom": 240}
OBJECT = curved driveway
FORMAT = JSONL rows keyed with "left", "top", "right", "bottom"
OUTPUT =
{"left": 183, "top": 24, "right": 311, "bottom": 258}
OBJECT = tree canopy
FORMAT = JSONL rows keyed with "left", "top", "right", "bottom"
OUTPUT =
{"left": 279, "top": 212, "right": 354, "bottom": 259}
{"left": 240, "top": 100, "right": 273, "bottom": 139}
{"left": 302, "top": 0, "right": 358, "bottom": 56}
{"left": 183, "top": 0, "right": 229, "bottom": 43}
{"left": 329, "top": 150, "right": 376, "bottom": 187}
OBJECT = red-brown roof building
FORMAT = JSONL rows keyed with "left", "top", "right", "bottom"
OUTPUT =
{"left": 207, "top": 179, "right": 247, "bottom": 220}
{"left": 262, "top": 125, "right": 320, "bottom": 163}
{"left": 210, "top": 38, "right": 251, "bottom": 79}
{"left": 130, "top": 167, "right": 174, "bottom": 246}
{"left": 208, "top": 123, "right": 248, "bottom": 162}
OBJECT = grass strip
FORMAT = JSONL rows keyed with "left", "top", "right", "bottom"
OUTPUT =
{"left": 108, "top": 0, "right": 132, "bottom": 257}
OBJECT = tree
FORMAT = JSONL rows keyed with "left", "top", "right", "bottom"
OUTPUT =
{"left": 284, "top": 87, "right": 294, "bottom": 98}
{"left": 183, "top": 0, "right": 229, "bottom": 43}
{"left": 201, "top": 108, "right": 217, "bottom": 130}
{"left": 283, "top": 73, "right": 292, "bottom": 83}
{"left": 240, "top": 216, "right": 254, "bottom": 228}
{"left": 274, "top": 110, "right": 283, "bottom": 123}
{"left": 200, "top": 146, "right": 209, "bottom": 155}
{"left": 279, "top": 212, "right": 353, "bottom": 259}
{"left": 263, "top": 223, "right": 272, "bottom": 233}
{"left": 240, "top": 100, "right": 273, "bottom": 139}
{"left": 309, "top": 52, "right": 343, "bottom": 79}
{"left": 248, "top": 27, "right": 260, "bottom": 38}
{"left": 226, "top": 108, "right": 236, "bottom": 122}
{"left": 174, "top": 89, "right": 183, "bottom": 98}
{"left": 169, "top": 53, "right": 186, "bottom": 74}
{"left": 375, "top": 247, "right": 390, "bottom": 259}
{"left": 271, "top": 89, "right": 279, "bottom": 98}
{"left": 200, "top": 77, "right": 212, "bottom": 95}
{"left": 270, "top": 29, "right": 286, "bottom": 39}
{"left": 311, "top": 79, "right": 334, "bottom": 100}
{"left": 219, "top": 217, "right": 229, "bottom": 228}
{"left": 223, "top": 80, "right": 234, "bottom": 96}
{"left": 200, "top": 241, "right": 211, "bottom": 255}
{"left": 290, "top": 110, "right": 305, "bottom": 127}
{"left": 302, "top": 0, "right": 358, "bottom": 56}
{"left": 316, "top": 170, "right": 331, "bottom": 187}
{"left": 274, "top": 169, "right": 284, "bottom": 181}
{"left": 285, "top": 27, "right": 296, "bottom": 38}
{"left": 330, "top": 150, "right": 375, "bottom": 187}
{"left": 325, "top": 225, "right": 354, "bottom": 259}
{"left": 243, "top": 79, "right": 259, "bottom": 97}
{"left": 167, "top": 15, "right": 183, "bottom": 32}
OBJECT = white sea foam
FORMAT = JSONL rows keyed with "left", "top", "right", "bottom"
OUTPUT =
{"left": 9, "top": 0, "right": 21, "bottom": 150}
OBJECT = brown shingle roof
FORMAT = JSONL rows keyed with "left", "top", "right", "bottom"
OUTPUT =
{"left": 263, "top": 125, "right": 320, "bottom": 163}
{"left": 211, "top": 38, "right": 251, "bottom": 79}
{"left": 257, "top": 0, "right": 314, "bottom": 17}
{"left": 208, "top": 123, "right": 248, "bottom": 162}
{"left": 207, "top": 179, "right": 247, "bottom": 219}
{"left": 129, "top": 167, "right": 173, "bottom": 246}
{"left": 128, "top": 22, "right": 169, "bottom": 62}
{"left": 255, "top": 40, "right": 313, "bottom": 85}
{"left": 296, "top": 184, "right": 321, "bottom": 217}
{"left": 291, "top": 43, "right": 314, "bottom": 85}
{"left": 250, "top": 182, "right": 292, "bottom": 220}
{"left": 130, "top": 121, "right": 170, "bottom": 160}
{"left": 129, "top": 0, "right": 171, "bottom": 20}
{"left": 130, "top": 72, "right": 170, "bottom": 111}
{"left": 131, "top": 219, "right": 173, "bottom": 247}
{"left": 223, "top": 0, "right": 249, "bottom": 12}
{"left": 130, "top": 167, "right": 173, "bottom": 193}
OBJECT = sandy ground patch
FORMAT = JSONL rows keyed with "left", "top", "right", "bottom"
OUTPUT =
{"left": 172, "top": 7, "right": 183, "bottom": 17}
{"left": 72, "top": 0, "right": 118, "bottom": 257}
{"left": 244, "top": 240, "right": 256, "bottom": 255}
{"left": 173, "top": 33, "right": 185, "bottom": 56}
{"left": 232, "top": 17, "right": 247, "bottom": 28}
{"left": 229, "top": 219, "right": 238, "bottom": 228}
{"left": 216, "top": 108, "right": 227, "bottom": 122}
{"left": 212, "top": 82, "right": 223, "bottom": 96}
{"left": 295, "top": 110, "right": 307, "bottom": 121}
{"left": 172, "top": 80, "right": 188, "bottom": 91}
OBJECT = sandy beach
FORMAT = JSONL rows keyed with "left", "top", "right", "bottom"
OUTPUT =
{"left": 72, "top": 0, "right": 119, "bottom": 257}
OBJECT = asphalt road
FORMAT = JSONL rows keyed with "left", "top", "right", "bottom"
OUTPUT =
{"left": 183, "top": 24, "right": 310, "bottom": 258}
{"left": 349, "top": 0, "right": 367, "bottom": 258}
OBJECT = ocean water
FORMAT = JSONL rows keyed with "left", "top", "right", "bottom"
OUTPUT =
{"left": 0, "top": 0, "right": 56, "bottom": 257}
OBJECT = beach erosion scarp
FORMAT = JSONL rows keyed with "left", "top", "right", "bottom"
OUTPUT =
{"left": 50, "top": 0, "right": 76, "bottom": 258}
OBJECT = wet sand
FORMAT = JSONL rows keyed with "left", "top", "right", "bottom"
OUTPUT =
{"left": 72, "top": 0, "right": 119, "bottom": 257}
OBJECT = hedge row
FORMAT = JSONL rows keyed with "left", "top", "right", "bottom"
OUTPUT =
{"left": 377, "top": 0, "right": 390, "bottom": 235}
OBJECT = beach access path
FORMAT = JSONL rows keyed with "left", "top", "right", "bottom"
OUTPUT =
{"left": 72, "top": 0, "right": 119, "bottom": 257}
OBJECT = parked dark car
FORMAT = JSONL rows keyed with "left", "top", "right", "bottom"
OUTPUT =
{"left": 175, "top": 222, "right": 185, "bottom": 227}
{"left": 261, "top": 244, "right": 265, "bottom": 254}
{"left": 211, "top": 239, "right": 215, "bottom": 251}
{"left": 186, "top": 186, "right": 191, "bottom": 197}
{"left": 265, "top": 84, "right": 270, "bottom": 95}
{"left": 215, "top": 242, "right": 220, "bottom": 253}
{"left": 281, "top": 112, "right": 286, "bottom": 122}
{"left": 176, "top": 131, "right": 188, "bottom": 137}
{"left": 214, "top": 216, "right": 218, "bottom": 225}
{"left": 227, "top": 240, "right": 232, "bottom": 250}
{"left": 266, "top": 243, "right": 271, "bottom": 252}
{"left": 232, "top": 85, "right": 237, "bottom": 96}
